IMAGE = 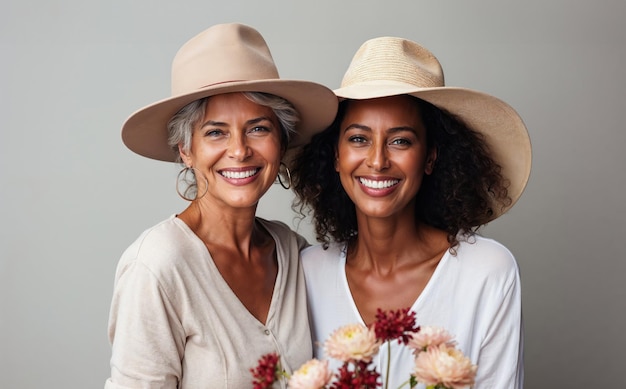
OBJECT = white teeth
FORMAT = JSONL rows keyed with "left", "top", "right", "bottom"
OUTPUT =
{"left": 221, "top": 169, "right": 258, "bottom": 179}
{"left": 359, "top": 178, "right": 399, "bottom": 189}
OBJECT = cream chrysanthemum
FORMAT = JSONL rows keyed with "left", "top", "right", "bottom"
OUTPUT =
{"left": 287, "top": 359, "right": 332, "bottom": 389}
{"left": 413, "top": 344, "right": 477, "bottom": 389}
{"left": 324, "top": 323, "right": 381, "bottom": 362}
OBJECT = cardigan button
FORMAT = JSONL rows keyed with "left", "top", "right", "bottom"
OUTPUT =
{"left": 264, "top": 329, "right": 270, "bottom": 335}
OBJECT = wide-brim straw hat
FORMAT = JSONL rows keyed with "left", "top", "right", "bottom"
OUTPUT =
{"left": 121, "top": 23, "right": 338, "bottom": 162}
{"left": 334, "top": 37, "right": 532, "bottom": 220}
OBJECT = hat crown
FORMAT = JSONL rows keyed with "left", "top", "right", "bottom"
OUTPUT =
{"left": 341, "top": 37, "right": 445, "bottom": 89}
{"left": 171, "top": 23, "right": 280, "bottom": 96}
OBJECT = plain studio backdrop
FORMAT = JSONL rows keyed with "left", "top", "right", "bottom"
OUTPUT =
{"left": 1, "top": 0, "right": 624, "bottom": 388}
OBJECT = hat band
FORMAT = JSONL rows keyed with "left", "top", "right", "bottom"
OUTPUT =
{"left": 198, "top": 80, "right": 245, "bottom": 89}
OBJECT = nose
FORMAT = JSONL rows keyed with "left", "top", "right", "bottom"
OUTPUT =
{"left": 365, "top": 142, "right": 389, "bottom": 171}
{"left": 227, "top": 133, "right": 251, "bottom": 161}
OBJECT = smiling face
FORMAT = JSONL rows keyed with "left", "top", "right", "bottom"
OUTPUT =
{"left": 335, "top": 95, "right": 436, "bottom": 219}
{"left": 179, "top": 92, "right": 283, "bottom": 210}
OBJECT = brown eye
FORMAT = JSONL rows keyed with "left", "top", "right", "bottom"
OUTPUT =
{"left": 348, "top": 135, "right": 367, "bottom": 143}
{"left": 390, "top": 138, "right": 411, "bottom": 145}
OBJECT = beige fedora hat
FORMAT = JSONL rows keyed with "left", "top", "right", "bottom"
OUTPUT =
{"left": 335, "top": 37, "right": 532, "bottom": 219}
{"left": 122, "top": 23, "right": 338, "bottom": 162}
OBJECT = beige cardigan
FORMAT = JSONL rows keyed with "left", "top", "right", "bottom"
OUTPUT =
{"left": 105, "top": 216, "right": 311, "bottom": 388}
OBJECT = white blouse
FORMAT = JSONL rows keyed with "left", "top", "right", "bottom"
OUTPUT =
{"left": 106, "top": 216, "right": 310, "bottom": 389}
{"left": 302, "top": 235, "right": 523, "bottom": 389}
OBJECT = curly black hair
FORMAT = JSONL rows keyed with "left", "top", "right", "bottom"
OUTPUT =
{"left": 291, "top": 96, "right": 511, "bottom": 250}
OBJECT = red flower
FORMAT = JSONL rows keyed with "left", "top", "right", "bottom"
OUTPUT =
{"left": 251, "top": 352, "right": 281, "bottom": 389}
{"left": 329, "top": 360, "right": 381, "bottom": 389}
{"left": 373, "top": 308, "right": 420, "bottom": 344}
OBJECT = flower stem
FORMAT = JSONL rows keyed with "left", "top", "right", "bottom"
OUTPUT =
{"left": 395, "top": 378, "right": 411, "bottom": 389}
{"left": 384, "top": 341, "right": 391, "bottom": 389}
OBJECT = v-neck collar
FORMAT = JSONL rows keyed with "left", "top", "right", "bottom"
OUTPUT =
{"left": 337, "top": 243, "right": 451, "bottom": 326}
{"left": 173, "top": 216, "right": 283, "bottom": 327}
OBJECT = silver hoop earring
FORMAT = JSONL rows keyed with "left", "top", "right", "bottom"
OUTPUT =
{"left": 176, "top": 167, "right": 208, "bottom": 201}
{"left": 276, "top": 162, "right": 292, "bottom": 190}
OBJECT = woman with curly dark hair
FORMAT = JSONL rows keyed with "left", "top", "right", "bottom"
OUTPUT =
{"left": 291, "top": 36, "right": 531, "bottom": 389}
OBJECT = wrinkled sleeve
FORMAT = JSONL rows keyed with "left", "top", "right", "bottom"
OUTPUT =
{"left": 474, "top": 260, "right": 524, "bottom": 389}
{"left": 105, "top": 260, "right": 185, "bottom": 389}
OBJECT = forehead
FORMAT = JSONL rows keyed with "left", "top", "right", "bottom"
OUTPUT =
{"left": 203, "top": 92, "right": 276, "bottom": 120}
{"left": 341, "top": 95, "right": 423, "bottom": 129}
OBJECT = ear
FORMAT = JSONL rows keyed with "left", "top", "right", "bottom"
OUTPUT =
{"left": 425, "top": 147, "right": 438, "bottom": 175}
{"left": 334, "top": 148, "right": 339, "bottom": 172}
{"left": 178, "top": 144, "right": 192, "bottom": 167}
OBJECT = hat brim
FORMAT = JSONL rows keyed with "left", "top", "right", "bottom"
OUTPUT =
{"left": 122, "top": 79, "right": 338, "bottom": 162}
{"left": 335, "top": 82, "right": 532, "bottom": 220}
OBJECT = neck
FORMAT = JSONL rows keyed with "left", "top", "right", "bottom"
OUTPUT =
{"left": 178, "top": 198, "right": 262, "bottom": 258}
{"left": 348, "top": 213, "right": 448, "bottom": 273}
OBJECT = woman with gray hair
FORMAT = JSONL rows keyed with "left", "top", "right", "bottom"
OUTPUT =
{"left": 105, "top": 23, "right": 336, "bottom": 389}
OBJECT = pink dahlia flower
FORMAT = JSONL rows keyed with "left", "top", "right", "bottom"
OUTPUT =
{"left": 413, "top": 344, "right": 477, "bottom": 389}
{"left": 324, "top": 323, "right": 381, "bottom": 363}
{"left": 288, "top": 359, "right": 332, "bottom": 389}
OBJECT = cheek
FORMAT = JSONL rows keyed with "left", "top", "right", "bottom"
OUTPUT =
{"left": 343, "top": 153, "right": 367, "bottom": 171}
{"left": 335, "top": 144, "right": 357, "bottom": 173}
{"left": 261, "top": 137, "right": 283, "bottom": 164}
{"left": 335, "top": 157, "right": 361, "bottom": 190}
{"left": 187, "top": 141, "right": 223, "bottom": 168}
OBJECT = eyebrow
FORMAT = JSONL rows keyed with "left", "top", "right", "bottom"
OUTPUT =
{"left": 200, "top": 116, "right": 274, "bottom": 129}
{"left": 343, "top": 123, "right": 418, "bottom": 135}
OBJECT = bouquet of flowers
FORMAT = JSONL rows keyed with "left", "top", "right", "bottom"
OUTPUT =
{"left": 250, "top": 308, "right": 477, "bottom": 389}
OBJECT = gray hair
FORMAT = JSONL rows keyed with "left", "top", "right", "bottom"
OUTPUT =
{"left": 167, "top": 92, "right": 299, "bottom": 164}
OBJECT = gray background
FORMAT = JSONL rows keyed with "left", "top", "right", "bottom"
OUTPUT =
{"left": 1, "top": 0, "right": 624, "bottom": 388}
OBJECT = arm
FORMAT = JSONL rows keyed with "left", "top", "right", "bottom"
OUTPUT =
{"left": 474, "top": 262, "right": 524, "bottom": 389}
{"left": 105, "top": 260, "right": 185, "bottom": 389}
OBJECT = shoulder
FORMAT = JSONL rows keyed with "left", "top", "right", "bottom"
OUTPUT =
{"left": 116, "top": 216, "right": 201, "bottom": 278}
{"left": 301, "top": 242, "right": 344, "bottom": 260}
{"left": 447, "top": 235, "right": 520, "bottom": 295}
{"left": 257, "top": 218, "right": 293, "bottom": 237}
{"left": 440, "top": 235, "right": 522, "bottom": 305}
{"left": 257, "top": 218, "right": 309, "bottom": 251}
{"left": 122, "top": 216, "right": 196, "bottom": 259}
{"left": 451, "top": 235, "right": 520, "bottom": 284}
{"left": 456, "top": 235, "right": 517, "bottom": 269}
{"left": 300, "top": 243, "right": 345, "bottom": 298}
{"left": 301, "top": 242, "right": 344, "bottom": 272}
